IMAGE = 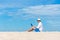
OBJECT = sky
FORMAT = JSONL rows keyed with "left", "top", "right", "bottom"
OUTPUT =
{"left": 0, "top": 0, "right": 60, "bottom": 32}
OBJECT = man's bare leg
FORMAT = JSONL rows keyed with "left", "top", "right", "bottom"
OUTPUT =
{"left": 28, "top": 26, "right": 35, "bottom": 32}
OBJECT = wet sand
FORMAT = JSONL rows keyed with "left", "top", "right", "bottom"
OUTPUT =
{"left": 0, "top": 32, "right": 60, "bottom": 40}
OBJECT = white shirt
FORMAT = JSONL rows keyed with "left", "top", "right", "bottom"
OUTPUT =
{"left": 37, "top": 22, "right": 43, "bottom": 32}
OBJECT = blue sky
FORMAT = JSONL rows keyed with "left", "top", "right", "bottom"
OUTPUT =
{"left": 0, "top": 0, "right": 60, "bottom": 32}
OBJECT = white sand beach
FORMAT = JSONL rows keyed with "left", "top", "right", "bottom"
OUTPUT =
{"left": 0, "top": 32, "right": 60, "bottom": 40}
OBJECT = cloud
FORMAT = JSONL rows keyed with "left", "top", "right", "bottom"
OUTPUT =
{"left": 22, "top": 4, "right": 60, "bottom": 16}
{"left": 0, "top": 4, "right": 24, "bottom": 8}
{"left": 0, "top": 0, "right": 26, "bottom": 8}
{"left": 5, "top": 4, "right": 60, "bottom": 20}
{"left": 0, "top": 0, "right": 56, "bottom": 8}
{"left": 0, "top": 4, "right": 60, "bottom": 20}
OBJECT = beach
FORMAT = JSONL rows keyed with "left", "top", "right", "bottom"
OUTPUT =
{"left": 0, "top": 32, "right": 60, "bottom": 40}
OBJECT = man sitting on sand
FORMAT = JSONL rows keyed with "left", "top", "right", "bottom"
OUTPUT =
{"left": 28, "top": 18, "right": 43, "bottom": 32}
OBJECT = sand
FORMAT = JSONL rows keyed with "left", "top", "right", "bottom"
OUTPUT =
{"left": 0, "top": 32, "right": 60, "bottom": 40}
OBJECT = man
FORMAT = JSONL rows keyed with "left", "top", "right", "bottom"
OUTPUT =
{"left": 28, "top": 18, "right": 43, "bottom": 32}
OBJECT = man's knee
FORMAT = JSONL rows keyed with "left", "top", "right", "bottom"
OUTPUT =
{"left": 32, "top": 26, "right": 35, "bottom": 30}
